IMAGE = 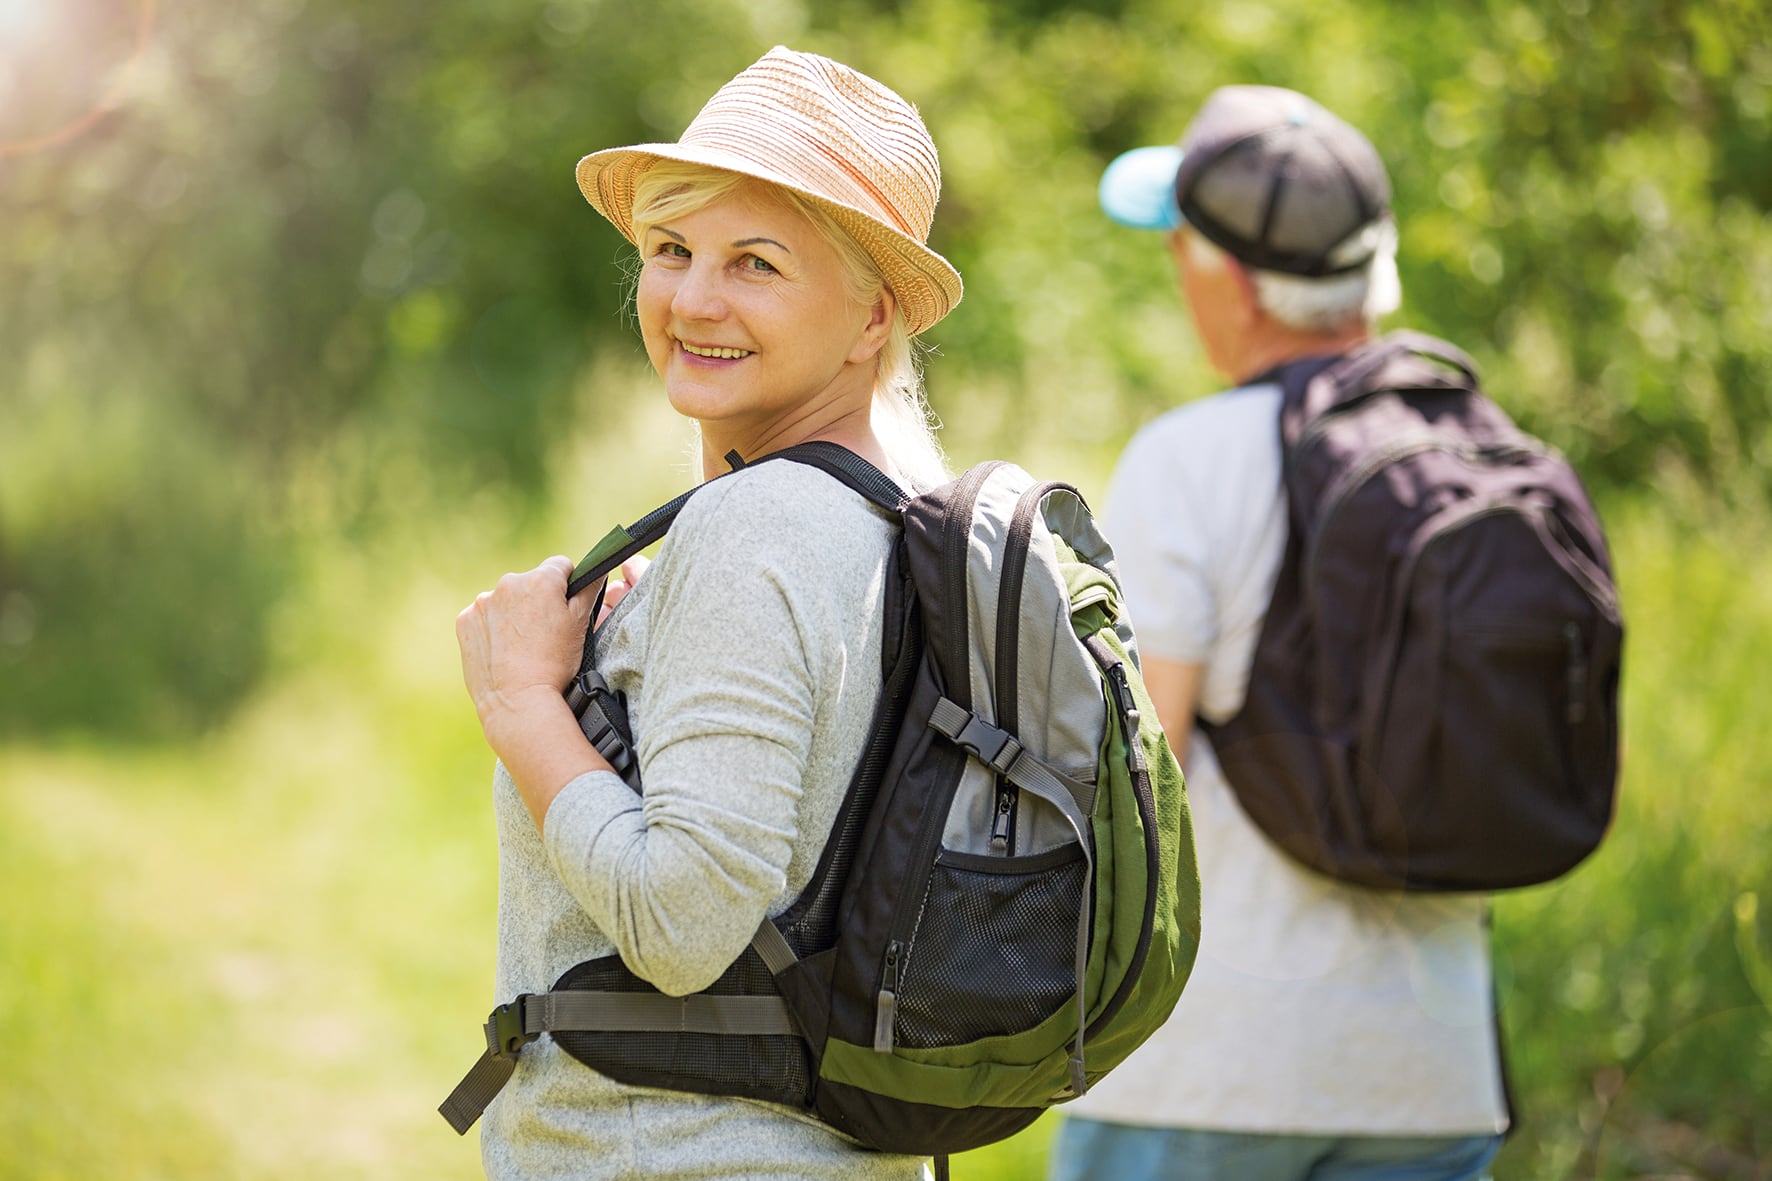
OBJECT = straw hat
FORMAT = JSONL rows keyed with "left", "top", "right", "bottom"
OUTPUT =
{"left": 576, "top": 46, "right": 963, "bottom": 336}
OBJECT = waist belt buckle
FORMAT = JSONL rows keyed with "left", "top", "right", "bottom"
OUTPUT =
{"left": 485, "top": 994, "right": 539, "bottom": 1059}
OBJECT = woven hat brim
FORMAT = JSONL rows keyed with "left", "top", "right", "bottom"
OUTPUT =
{"left": 577, "top": 144, "right": 963, "bottom": 337}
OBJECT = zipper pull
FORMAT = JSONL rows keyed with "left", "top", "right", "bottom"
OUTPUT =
{"left": 874, "top": 941, "right": 903, "bottom": 1053}
{"left": 990, "top": 787, "right": 1015, "bottom": 854}
{"left": 1107, "top": 664, "right": 1147, "bottom": 771}
{"left": 1108, "top": 664, "right": 1140, "bottom": 731}
{"left": 1564, "top": 622, "right": 1587, "bottom": 725}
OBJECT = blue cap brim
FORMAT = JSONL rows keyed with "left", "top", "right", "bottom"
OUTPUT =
{"left": 1098, "top": 145, "right": 1185, "bottom": 231}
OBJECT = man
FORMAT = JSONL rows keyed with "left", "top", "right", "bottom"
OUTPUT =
{"left": 1050, "top": 87, "right": 1509, "bottom": 1181}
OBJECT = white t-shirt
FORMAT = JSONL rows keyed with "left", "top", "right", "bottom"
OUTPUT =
{"left": 1067, "top": 384, "right": 1510, "bottom": 1136}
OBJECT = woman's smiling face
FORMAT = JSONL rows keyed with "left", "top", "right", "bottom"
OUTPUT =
{"left": 636, "top": 186, "right": 889, "bottom": 455}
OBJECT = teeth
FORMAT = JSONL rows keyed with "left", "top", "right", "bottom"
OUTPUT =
{"left": 682, "top": 343, "right": 751, "bottom": 359}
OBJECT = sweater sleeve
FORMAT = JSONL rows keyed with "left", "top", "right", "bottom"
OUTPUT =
{"left": 540, "top": 467, "right": 879, "bottom": 996}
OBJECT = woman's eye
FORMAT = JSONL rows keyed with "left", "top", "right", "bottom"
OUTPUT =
{"left": 656, "top": 242, "right": 690, "bottom": 259}
{"left": 744, "top": 254, "right": 777, "bottom": 274}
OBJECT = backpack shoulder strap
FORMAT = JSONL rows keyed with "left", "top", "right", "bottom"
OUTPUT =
{"left": 1277, "top": 331, "right": 1482, "bottom": 449}
{"left": 559, "top": 443, "right": 910, "bottom": 775}
{"left": 767, "top": 440, "right": 910, "bottom": 514}
{"left": 566, "top": 443, "right": 910, "bottom": 667}
{"left": 566, "top": 443, "right": 907, "bottom": 600}
{"left": 1386, "top": 330, "right": 1479, "bottom": 386}
{"left": 567, "top": 486, "right": 699, "bottom": 599}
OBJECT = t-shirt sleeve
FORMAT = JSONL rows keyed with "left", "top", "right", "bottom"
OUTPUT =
{"left": 1103, "top": 416, "right": 1220, "bottom": 666}
{"left": 540, "top": 471, "right": 872, "bottom": 996}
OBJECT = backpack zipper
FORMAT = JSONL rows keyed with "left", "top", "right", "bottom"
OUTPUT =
{"left": 871, "top": 736, "right": 965, "bottom": 1053}
{"left": 997, "top": 481, "right": 1074, "bottom": 735}
{"left": 874, "top": 939, "right": 904, "bottom": 1052}
{"left": 940, "top": 463, "right": 1002, "bottom": 709}
{"left": 1078, "top": 636, "right": 1162, "bottom": 1045}
{"left": 992, "top": 480, "right": 1078, "bottom": 856}
{"left": 1564, "top": 621, "right": 1587, "bottom": 724}
{"left": 1301, "top": 435, "right": 1537, "bottom": 590}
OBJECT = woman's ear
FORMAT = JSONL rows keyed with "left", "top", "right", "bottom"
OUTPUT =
{"left": 848, "top": 287, "right": 897, "bottom": 364}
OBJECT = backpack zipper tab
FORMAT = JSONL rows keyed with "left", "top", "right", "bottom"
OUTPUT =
{"left": 990, "top": 786, "right": 1015, "bottom": 854}
{"left": 1105, "top": 664, "right": 1146, "bottom": 774}
{"left": 1106, "top": 664, "right": 1138, "bottom": 723}
{"left": 1564, "top": 622, "right": 1587, "bottom": 724}
{"left": 874, "top": 941, "right": 904, "bottom": 1053}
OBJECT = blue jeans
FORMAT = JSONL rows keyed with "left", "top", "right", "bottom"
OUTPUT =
{"left": 1048, "top": 1118, "right": 1503, "bottom": 1181}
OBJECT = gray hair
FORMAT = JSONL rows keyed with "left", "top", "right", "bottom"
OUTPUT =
{"left": 630, "top": 163, "right": 949, "bottom": 489}
{"left": 1186, "top": 222, "right": 1401, "bottom": 334}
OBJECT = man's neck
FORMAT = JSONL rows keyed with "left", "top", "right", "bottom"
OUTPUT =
{"left": 1229, "top": 322, "right": 1374, "bottom": 386}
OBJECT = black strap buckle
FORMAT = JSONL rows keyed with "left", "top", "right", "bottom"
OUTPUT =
{"left": 484, "top": 994, "right": 539, "bottom": 1060}
{"left": 953, "top": 713, "right": 1024, "bottom": 776}
{"left": 564, "top": 670, "right": 602, "bottom": 718}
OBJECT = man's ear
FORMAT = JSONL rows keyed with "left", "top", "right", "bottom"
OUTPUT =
{"left": 1225, "top": 255, "right": 1263, "bottom": 329}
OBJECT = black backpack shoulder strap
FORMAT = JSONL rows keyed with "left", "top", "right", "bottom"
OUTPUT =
{"left": 567, "top": 486, "right": 699, "bottom": 599}
{"left": 559, "top": 443, "right": 908, "bottom": 776}
{"left": 1277, "top": 332, "right": 1482, "bottom": 450}
{"left": 767, "top": 440, "right": 910, "bottom": 515}
{"left": 564, "top": 451, "right": 769, "bottom": 694}
{"left": 565, "top": 443, "right": 906, "bottom": 600}
{"left": 1386, "top": 330, "right": 1479, "bottom": 386}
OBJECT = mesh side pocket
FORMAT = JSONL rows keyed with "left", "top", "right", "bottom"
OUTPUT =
{"left": 894, "top": 843, "right": 1087, "bottom": 1049}
{"left": 550, "top": 952, "right": 814, "bottom": 1109}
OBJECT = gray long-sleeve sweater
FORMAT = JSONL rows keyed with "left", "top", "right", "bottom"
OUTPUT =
{"left": 481, "top": 460, "right": 929, "bottom": 1180}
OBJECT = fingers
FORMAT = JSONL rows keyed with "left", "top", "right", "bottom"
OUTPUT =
{"left": 455, "top": 590, "right": 492, "bottom": 639}
{"left": 457, "top": 556, "right": 587, "bottom": 707}
{"left": 459, "top": 559, "right": 573, "bottom": 640}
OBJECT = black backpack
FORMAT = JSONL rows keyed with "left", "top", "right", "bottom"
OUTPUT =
{"left": 1202, "top": 332, "right": 1623, "bottom": 891}
{"left": 441, "top": 443, "right": 1200, "bottom": 1167}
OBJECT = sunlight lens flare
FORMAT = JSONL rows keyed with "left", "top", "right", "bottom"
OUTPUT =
{"left": 0, "top": 0, "right": 157, "bottom": 158}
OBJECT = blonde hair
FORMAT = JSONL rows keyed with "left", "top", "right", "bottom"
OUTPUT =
{"left": 630, "top": 163, "right": 949, "bottom": 489}
{"left": 1185, "top": 225, "right": 1401, "bottom": 334}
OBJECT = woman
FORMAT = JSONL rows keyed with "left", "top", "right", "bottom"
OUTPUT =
{"left": 453, "top": 47, "right": 962, "bottom": 1179}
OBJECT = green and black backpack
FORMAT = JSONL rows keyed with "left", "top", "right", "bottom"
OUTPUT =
{"left": 441, "top": 442, "right": 1201, "bottom": 1167}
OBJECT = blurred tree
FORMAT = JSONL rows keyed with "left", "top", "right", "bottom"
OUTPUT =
{"left": 2, "top": 0, "right": 1768, "bottom": 737}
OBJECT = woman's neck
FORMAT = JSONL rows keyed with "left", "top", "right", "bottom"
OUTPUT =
{"left": 697, "top": 402, "right": 888, "bottom": 482}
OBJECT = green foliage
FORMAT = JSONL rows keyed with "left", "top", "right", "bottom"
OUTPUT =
{"left": 5, "top": 0, "right": 1769, "bottom": 734}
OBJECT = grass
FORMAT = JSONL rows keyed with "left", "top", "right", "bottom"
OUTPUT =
{"left": 2, "top": 471, "right": 1769, "bottom": 1178}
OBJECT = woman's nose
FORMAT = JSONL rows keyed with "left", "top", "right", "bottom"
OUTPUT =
{"left": 671, "top": 261, "right": 727, "bottom": 321}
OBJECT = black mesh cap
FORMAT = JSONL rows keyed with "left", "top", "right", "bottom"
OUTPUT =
{"left": 1174, "top": 85, "right": 1392, "bottom": 278}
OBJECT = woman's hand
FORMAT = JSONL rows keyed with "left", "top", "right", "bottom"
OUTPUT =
{"left": 456, "top": 554, "right": 653, "bottom": 829}
{"left": 457, "top": 556, "right": 593, "bottom": 746}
